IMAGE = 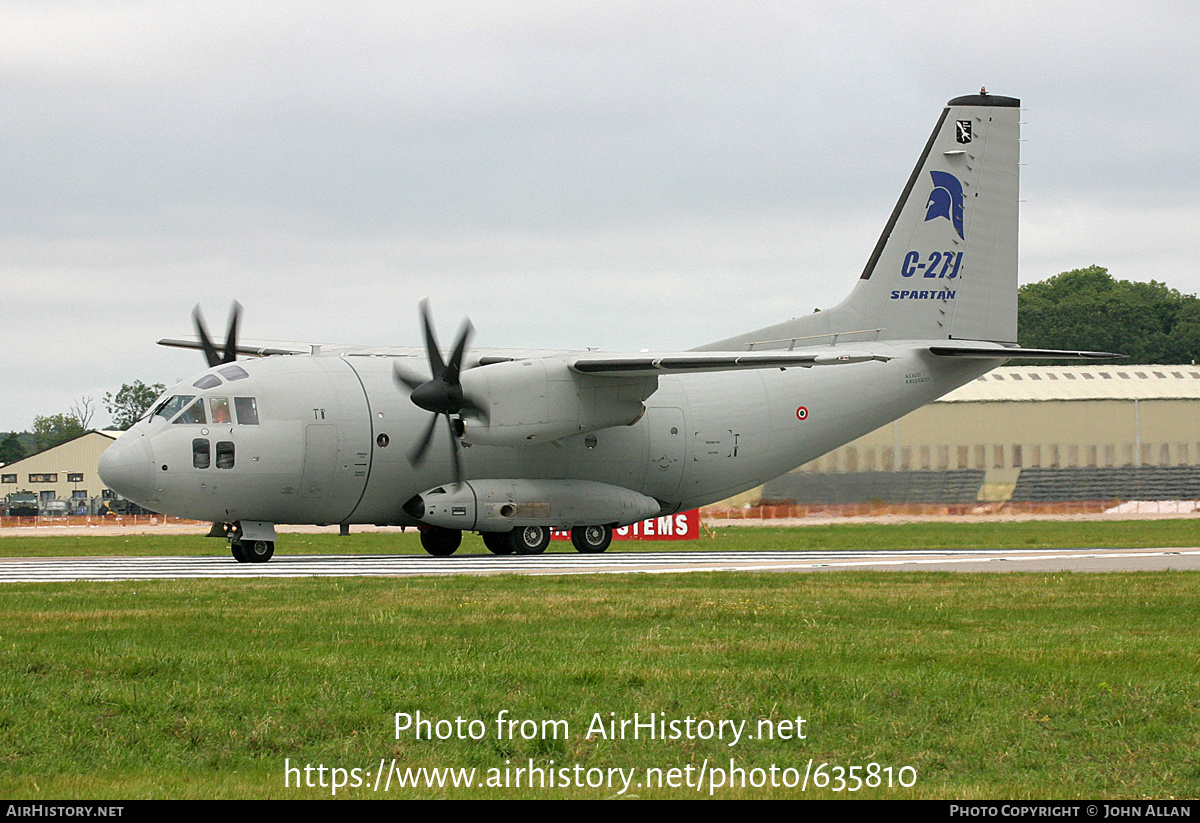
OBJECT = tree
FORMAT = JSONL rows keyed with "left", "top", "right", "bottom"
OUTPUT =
{"left": 104, "top": 381, "right": 166, "bottom": 430}
{"left": 0, "top": 432, "right": 25, "bottom": 466}
{"left": 1018, "top": 266, "right": 1200, "bottom": 364}
{"left": 69, "top": 396, "right": 95, "bottom": 430}
{"left": 32, "top": 414, "right": 86, "bottom": 452}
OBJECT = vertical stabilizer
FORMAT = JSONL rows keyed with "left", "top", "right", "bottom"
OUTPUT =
{"left": 698, "top": 93, "right": 1020, "bottom": 351}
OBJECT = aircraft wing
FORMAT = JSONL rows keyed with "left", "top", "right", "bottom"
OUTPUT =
{"left": 157, "top": 337, "right": 310, "bottom": 358}
{"left": 157, "top": 338, "right": 419, "bottom": 358}
{"left": 569, "top": 351, "right": 891, "bottom": 376}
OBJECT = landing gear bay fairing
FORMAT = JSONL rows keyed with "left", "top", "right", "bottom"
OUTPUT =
{"left": 98, "top": 92, "right": 1116, "bottom": 561}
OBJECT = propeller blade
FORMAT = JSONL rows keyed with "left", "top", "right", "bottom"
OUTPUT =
{"left": 222, "top": 301, "right": 242, "bottom": 365}
{"left": 192, "top": 306, "right": 223, "bottom": 368}
{"left": 192, "top": 302, "right": 243, "bottom": 367}
{"left": 445, "top": 318, "right": 473, "bottom": 382}
{"left": 418, "top": 299, "right": 447, "bottom": 378}
{"left": 446, "top": 415, "right": 463, "bottom": 486}
{"left": 401, "top": 299, "right": 477, "bottom": 486}
{"left": 392, "top": 362, "right": 428, "bottom": 392}
{"left": 408, "top": 411, "right": 440, "bottom": 467}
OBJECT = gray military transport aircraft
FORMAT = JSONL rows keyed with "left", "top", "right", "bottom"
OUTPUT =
{"left": 98, "top": 91, "right": 1116, "bottom": 562}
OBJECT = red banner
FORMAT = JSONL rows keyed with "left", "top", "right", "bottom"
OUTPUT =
{"left": 550, "top": 509, "right": 699, "bottom": 541}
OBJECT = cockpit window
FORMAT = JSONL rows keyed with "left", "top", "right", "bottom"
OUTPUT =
{"left": 219, "top": 365, "right": 250, "bottom": 381}
{"left": 154, "top": 395, "right": 195, "bottom": 421}
{"left": 141, "top": 390, "right": 171, "bottom": 423}
{"left": 234, "top": 397, "right": 259, "bottom": 425}
{"left": 172, "top": 398, "right": 207, "bottom": 425}
{"left": 193, "top": 374, "right": 222, "bottom": 390}
{"left": 209, "top": 397, "right": 232, "bottom": 424}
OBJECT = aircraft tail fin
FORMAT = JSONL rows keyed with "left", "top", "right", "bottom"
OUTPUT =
{"left": 698, "top": 92, "right": 1021, "bottom": 351}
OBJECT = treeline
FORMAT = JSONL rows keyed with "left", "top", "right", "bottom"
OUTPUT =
{"left": 1018, "top": 266, "right": 1200, "bottom": 364}
{"left": 1, "top": 381, "right": 164, "bottom": 464}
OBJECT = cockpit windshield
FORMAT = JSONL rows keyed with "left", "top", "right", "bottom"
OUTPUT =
{"left": 150, "top": 392, "right": 259, "bottom": 425}
{"left": 173, "top": 398, "right": 208, "bottom": 425}
{"left": 154, "top": 395, "right": 195, "bottom": 421}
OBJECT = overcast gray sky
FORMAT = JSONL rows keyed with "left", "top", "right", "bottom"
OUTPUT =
{"left": 3, "top": 1, "right": 1198, "bottom": 431}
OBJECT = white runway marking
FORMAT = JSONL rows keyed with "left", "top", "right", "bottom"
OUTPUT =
{"left": 2, "top": 547, "right": 1199, "bottom": 582}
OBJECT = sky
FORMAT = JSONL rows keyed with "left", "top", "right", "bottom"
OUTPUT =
{"left": 3, "top": 1, "right": 1199, "bottom": 431}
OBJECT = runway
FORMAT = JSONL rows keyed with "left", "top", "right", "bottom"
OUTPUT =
{"left": 1, "top": 547, "right": 1199, "bottom": 582}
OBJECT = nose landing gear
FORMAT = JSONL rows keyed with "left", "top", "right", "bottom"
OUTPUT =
{"left": 220, "top": 520, "right": 278, "bottom": 563}
{"left": 235, "top": 539, "right": 275, "bottom": 563}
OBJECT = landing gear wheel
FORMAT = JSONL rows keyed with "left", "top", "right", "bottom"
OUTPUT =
{"left": 571, "top": 525, "right": 613, "bottom": 554}
{"left": 244, "top": 540, "right": 275, "bottom": 563}
{"left": 231, "top": 540, "right": 248, "bottom": 562}
{"left": 510, "top": 525, "right": 550, "bottom": 555}
{"left": 420, "top": 526, "right": 462, "bottom": 556}
{"left": 482, "top": 532, "right": 515, "bottom": 555}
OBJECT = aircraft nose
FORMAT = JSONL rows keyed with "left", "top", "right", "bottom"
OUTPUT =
{"left": 98, "top": 430, "right": 156, "bottom": 506}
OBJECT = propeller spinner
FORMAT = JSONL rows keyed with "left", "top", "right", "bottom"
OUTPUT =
{"left": 393, "top": 300, "right": 486, "bottom": 485}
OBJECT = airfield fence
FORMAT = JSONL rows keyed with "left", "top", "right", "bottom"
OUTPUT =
{"left": 4, "top": 501, "right": 1200, "bottom": 531}
{"left": 0, "top": 515, "right": 203, "bottom": 529}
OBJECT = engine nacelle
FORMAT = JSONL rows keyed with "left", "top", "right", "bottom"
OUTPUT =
{"left": 406, "top": 479, "right": 663, "bottom": 532}
{"left": 457, "top": 359, "right": 655, "bottom": 446}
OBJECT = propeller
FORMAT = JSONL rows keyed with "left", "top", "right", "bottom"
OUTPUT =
{"left": 193, "top": 302, "right": 243, "bottom": 367}
{"left": 393, "top": 300, "right": 486, "bottom": 485}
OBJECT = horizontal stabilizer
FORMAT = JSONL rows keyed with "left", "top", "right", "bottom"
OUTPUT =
{"left": 929, "top": 346, "right": 1124, "bottom": 360}
{"left": 158, "top": 338, "right": 307, "bottom": 358}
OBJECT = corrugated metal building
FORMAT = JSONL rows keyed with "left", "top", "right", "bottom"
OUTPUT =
{"left": 762, "top": 365, "right": 1200, "bottom": 504}
{"left": 1, "top": 431, "right": 120, "bottom": 514}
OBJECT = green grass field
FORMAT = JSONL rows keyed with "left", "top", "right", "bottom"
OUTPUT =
{"left": 1, "top": 522, "right": 1198, "bottom": 799}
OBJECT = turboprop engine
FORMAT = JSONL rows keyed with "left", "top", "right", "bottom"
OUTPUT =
{"left": 457, "top": 359, "right": 657, "bottom": 446}
{"left": 404, "top": 479, "right": 663, "bottom": 532}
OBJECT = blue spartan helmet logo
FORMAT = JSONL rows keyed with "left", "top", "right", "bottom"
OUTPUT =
{"left": 924, "top": 171, "right": 964, "bottom": 239}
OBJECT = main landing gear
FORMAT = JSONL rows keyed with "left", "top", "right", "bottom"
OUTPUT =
{"left": 427, "top": 525, "right": 550, "bottom": 556}
{"left": 509, "top": 526, "right": 551, "bottom": 555}
{"left": 417, "top": 524, "right": 616, "bottom": 556}
{"left": 418, "top": 525, "right": 463, "bottom": 556}
{"left": 478, "top": 524, "right": 614, "bottom": 556}
{"left": 570, "top": 524, "right": 613, "bottom": 553}
{"left": 481, "top": 532, "right": 514, "bottom": 555}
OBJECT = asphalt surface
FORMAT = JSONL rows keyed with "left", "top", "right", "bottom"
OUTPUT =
{"left": 1, "top": 547, "right": 1198, "bottom": 582}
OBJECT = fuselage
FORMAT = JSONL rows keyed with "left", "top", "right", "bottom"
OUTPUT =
{"left": 98, "top": 342, "right": 991, "bottom": 526}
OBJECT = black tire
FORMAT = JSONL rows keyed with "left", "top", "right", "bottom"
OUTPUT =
{"left": 571, "top": 525, "right": 612, "bottom": 554}
{"left": 482, "top": 532, "right": 515, "bottom": 555}
{"left": 230, "top": 540, "right": 248, "bottom": 562}
{"left": 510, "top": 525, "right": 550, "bottom": 555}
{"left": 244, "top": 540, "right": 275, "bottom": 563}
{"left": 420, "top": 526, "right": 462, "bottom": 556}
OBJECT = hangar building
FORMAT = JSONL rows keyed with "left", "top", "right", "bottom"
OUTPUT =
{"left": 1, "top": 431, "right": 121, "bottom": 515}
{"left": 762, "top": 365, "right": 1200, "bottom": 505}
